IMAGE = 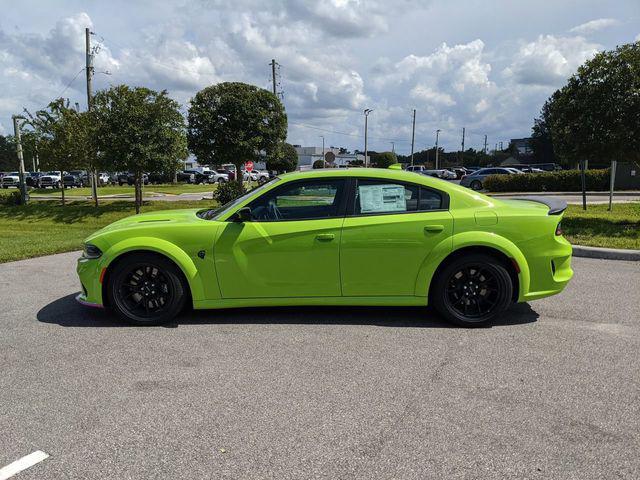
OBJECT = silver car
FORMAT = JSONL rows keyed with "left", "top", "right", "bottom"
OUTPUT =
{"left": 459, "top": 167, "right": 515, "bottom": 191}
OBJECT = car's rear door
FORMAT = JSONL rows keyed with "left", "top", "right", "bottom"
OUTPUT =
{"left": 340, "top": 177, "right": 453, "bottom": 297}
{"left": 214, "top": 178, "right": 348, "bottom": 298}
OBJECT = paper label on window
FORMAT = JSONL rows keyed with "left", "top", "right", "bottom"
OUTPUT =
{"left": 359, "top": 184, "right": 406, "bottom": 213}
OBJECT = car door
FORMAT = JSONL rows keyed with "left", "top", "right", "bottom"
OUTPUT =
{"left": 340, "top": 178, "right": 453, "bottom": 297}
{"left": 214, "top": 178, "right": 348, "bottom": 299}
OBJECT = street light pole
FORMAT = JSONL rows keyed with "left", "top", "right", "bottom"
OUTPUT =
{"left": 435, "top": 129, "right": 441, "bottom": 170}
{"left": 363, "top": 108, "right": 372, "bottom": 167}
{"left": 410, "top": 109, "right": 416, "bottom": 166}
{"left": 12, "top": 115, "right": 28, "bottom": 205}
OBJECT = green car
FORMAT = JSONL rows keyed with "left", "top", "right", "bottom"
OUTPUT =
{"left": 76, "top": 167, "right": 573, "bottom": 327}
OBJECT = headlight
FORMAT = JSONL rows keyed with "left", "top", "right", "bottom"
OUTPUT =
{"left": 83, "top": 244, "right": 102, "bottom": 259}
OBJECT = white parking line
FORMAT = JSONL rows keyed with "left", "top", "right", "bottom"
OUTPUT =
{"left": 0, "top": 451, "right": 49, "bottom": 480}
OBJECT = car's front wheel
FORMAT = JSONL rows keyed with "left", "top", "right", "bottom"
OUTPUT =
{"left": 431, "top": 253, "right": 513, "bottom": 327}
{"left": 107, "top": 253, "right": 187, "bottom": 325}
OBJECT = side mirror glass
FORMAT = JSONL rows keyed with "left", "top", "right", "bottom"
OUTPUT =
{"left": 232, "top": 207, "right": 252, "bottom": 222}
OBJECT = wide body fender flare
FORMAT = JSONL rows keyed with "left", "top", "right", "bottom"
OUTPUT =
{"left": 414, "top": 231, "right": 531, "bottom": 302}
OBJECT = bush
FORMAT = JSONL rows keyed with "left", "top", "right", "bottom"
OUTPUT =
{"left": 1, "top": 190, "right": 24, "bottom": 206}
{"left": 483, "top": 169, "right": 610, "bottom": 192}
{"left": 212, "top": 181, "right": 246, "bottom": 204}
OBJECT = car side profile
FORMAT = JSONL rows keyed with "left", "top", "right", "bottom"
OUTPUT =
{"left": 76, "top": 168, "right": 573, "bottom": 327}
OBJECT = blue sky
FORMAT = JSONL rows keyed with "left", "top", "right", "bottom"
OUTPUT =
{"left": 0, "top": 0, "right": 638, "bottom": 154}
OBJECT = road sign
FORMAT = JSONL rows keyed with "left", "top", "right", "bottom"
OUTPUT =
{"left": 245, "top": 161, "right": 254, "bottom": 172}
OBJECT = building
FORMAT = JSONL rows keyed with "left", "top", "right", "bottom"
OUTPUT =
{"left": 509, "top": 138, "right": 533, "bottom": 155}
{"left": 293, "top": 146, "right": 368, "bottom": 169}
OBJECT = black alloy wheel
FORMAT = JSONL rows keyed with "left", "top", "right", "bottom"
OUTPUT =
{"left": 107, "top": 253, "right": 186, "bottom": 325}
{"left": 431, "top": 253, "right": 513, "bottom": 327}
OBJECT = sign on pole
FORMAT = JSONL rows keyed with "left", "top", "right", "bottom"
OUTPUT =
{"left": 245, "top": 161, "right": 254, "bottom": 172}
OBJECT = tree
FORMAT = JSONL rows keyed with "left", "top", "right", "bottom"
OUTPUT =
{"left": 545, "top": 41, "right": 640, "bottom": 166}
{"left": 312, "top": 159, "right": 325, "bottom": 169}
{"left": 187, "top": 82, "right": 287, "bottom": 183}
{"left": 0, "top": 135, "right": 16, "bottom": 171}
{"left": 26, "top": 99, "right": 88, "bottom": 205}
{"left": 372, "top": 151, "right": 397, "bottom": 168}
{"left": 92, "top": 85, "right": 188, "bottom": 213}
{"left": 530, "top": 101, "right": 556, "bottom": 164}
{"left": 267, "top": 142, "right": 298, "bottom": 172}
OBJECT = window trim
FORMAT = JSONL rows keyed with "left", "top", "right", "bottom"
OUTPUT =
{"left": 345, "top": 177, "right": 450, "bottom": 218}
{"left": 245, "top": 177, "right": 350, "bottom": 223}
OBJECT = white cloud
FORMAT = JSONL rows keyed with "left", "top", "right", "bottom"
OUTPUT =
{"left": 570, "top": 18, "right": 620, "bottom": 34}
{"left": 410, "top": 85, "right": 456, "bottom": 106}
{"left": 504, "top": 35, "right": 600, "bottom": 86}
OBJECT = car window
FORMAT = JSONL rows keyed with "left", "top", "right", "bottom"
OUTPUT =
{"left": 353, "top": 179, "right": 443, "bottom": 215}
{"left": 248, "top": 178, "right": 346, "bottom": 221}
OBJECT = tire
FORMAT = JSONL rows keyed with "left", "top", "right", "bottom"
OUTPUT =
{"left": 470, "top": 180, "right": 482, "bottom": 191}
{"left": 431, "top": 253, "right": 513, "bottom": 327}
{"left": 107, "top": 253, "right": 187, "bottom": 325}
{"left": 217, "top": 177, "right": 224, "bottom": 184}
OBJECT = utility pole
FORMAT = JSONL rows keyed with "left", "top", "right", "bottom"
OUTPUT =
{"left": 363, "top": 109, "right": 372, "bottom": 167}
{"left": 86, "top": 27, "right": 98, "bottom": 207}
{"left": 410, "top": 109, "right": 416, "bottom": 166}
{"left": 12, "top": 115, "right": 28, "bottom": 205}
{"left": 319, "top": 135, "right": 325, "bottom": 163}
{"left": 483, "top": 134, "right": 488, "bottom": 154}
{"left": 435, "top": 129, "right": 441, "bottom": 169}
{"left": 390, "top": 141, "right": 395, "bottom": 153}
{"left": 499, "top": 141, "right": 503, "bottom": 151}
{"left": 270, "top": 59, "right": 277, "bottom": 95}
{"left": 460, "top": 127, "right": 465, "bottom": 165}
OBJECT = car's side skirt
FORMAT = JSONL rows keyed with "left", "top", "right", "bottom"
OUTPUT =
{"left": 194, "top": 296, "right": 428, "bottom": 310}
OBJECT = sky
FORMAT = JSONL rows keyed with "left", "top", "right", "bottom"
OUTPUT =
{"left": 0, "top": 0, "right": 638, "bottom": 155}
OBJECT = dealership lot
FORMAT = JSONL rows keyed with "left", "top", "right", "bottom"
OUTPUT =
{"left": 1, "top": 253, "right": 639, "bottom": 479}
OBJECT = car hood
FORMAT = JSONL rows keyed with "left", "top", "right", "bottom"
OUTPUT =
{"left": 85, "top": 208, "right": 207, "bottom": 242}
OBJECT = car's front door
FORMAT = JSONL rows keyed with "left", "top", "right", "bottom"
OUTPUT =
{"left": 340, "top": 178, "right": 453, "bottom": 297}
{"left": 214, "top": 178, "right": 348, "bottom": 299}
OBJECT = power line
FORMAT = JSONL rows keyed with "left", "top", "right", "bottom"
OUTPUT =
{"left": 289, "top": 121, "right": 410, "bottom": 142}
{"left": 54, "top": 67, "right": 85, "bottom": 100}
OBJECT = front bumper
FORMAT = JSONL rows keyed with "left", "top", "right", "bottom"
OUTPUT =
{"left": 77, "top": 256, "right": 105, "bottom": 307}
{"left": 75, "top": 293, "right": 103, "bottom": 308}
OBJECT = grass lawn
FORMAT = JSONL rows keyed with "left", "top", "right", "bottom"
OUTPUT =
{"left": 0, "top": 200, "right": 211, "bottom": 263}
{"left": 27, "top": 183, "right": 221, "bottom": 197}
{"left": 562, "top": 202, "right": 639, "bottom": 250}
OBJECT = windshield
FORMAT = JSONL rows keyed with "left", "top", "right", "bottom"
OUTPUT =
{"left": 198, "top": 178, "right": 281, "bottom": 220}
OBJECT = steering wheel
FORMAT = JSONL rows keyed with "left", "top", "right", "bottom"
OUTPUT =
{"left": 267, "top": 200, "right": 282, "bottom": 220}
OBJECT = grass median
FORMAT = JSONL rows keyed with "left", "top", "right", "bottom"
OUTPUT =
{"left": 0, "top": 200, "right": 211, "bottom": 263}
{"left": 28, "top": 183, "right": 219, "bottom": 197}
{"left": 0, "top": 198, "right": 637, "bottom": 264}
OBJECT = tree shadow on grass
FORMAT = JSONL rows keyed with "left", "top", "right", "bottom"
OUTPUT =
{"left": 0, "top": 201, "right": 137, "bottom": 224}
{"left": 38, "top": 293, "right": 539, "bottom": 329}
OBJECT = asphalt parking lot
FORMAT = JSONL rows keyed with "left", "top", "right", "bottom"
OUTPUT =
{"left": 1, "top": 252, "right": 639, "bottom": 479}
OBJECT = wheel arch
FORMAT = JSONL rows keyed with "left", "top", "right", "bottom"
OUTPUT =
{"left": 100, "top": 238, "right": 204, "bottom": 308}
{"left": 416, "top": 231, "right": 530, "bottom": 304}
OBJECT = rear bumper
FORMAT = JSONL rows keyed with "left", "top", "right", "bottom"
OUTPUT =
{"left": 519, "top": 236, "right": 573, "bottom": 302}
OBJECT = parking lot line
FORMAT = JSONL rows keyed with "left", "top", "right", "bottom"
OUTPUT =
{"left": 0, "top": 451, "right": 49, "bottom": 480}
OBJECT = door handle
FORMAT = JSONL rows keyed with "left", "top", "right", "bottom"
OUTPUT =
{"left": 424, "top": 225, "right": 444, "bottom": 233}
{"left": 315, "top": 233, "right": 335, "bottom": 241}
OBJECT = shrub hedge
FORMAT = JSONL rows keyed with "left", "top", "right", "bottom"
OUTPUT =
{"left": 483, "top": 169, "right": 610, "bottom": 192}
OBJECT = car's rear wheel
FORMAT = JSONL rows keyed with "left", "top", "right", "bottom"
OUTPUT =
{"left": 431, "top": 253, "right": 513, "bottom": 327}
{"left": 470, "top": 180, "right": 482, "bottom": 190}
{"left": 107, "top": 253, "right": 187, "bottom": 325}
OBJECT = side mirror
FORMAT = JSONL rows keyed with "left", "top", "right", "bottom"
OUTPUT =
{"left": 232, "top": 207, "right": 252, "bottom": 223}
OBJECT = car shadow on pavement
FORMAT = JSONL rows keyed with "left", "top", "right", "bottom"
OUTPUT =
{"left": 37, "top": 293, "right": 539, "bottom": 329}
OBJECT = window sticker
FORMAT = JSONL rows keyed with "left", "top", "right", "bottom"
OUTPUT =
{"left": 359, "top": 184, "right": 406, "bottom": 213}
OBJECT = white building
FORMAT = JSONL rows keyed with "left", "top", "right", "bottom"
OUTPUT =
{"left": 294, "top": 146, "right": 368, "bottom": 170}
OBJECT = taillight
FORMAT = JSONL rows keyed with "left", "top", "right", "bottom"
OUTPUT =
{"left": 555, "top": 222, "right": 562, "bottom": 236}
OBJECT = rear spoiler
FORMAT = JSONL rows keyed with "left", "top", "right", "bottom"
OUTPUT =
{"left": 513, "top": 196, "right": 567, "bottom": 215}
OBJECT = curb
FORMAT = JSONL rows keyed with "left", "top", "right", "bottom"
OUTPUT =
{"left": 572, "top": 245, "right": 640, "bottom": 261}
{"left": 489, "top": 191, "right": 640, "bottom": 197}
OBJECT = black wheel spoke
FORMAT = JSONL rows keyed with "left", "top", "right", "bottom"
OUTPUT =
{"left": 114, "top": 262, "right": 174, "bottom": 319}
{"left": 445, "top": 263, "right": 503, "bottom": 319}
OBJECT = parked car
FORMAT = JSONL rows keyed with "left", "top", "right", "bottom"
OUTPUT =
{"left": 405, "top": 165, "right": 429, "bottom": 174}
{"left": 76, "top": 167, "right": 573, "bottom": 327}
{"left": 1, "top": 172, "right": 21, "bottom": 188}
{"left": 97, "top": 172, "right": 111, "bottom": 186}
{"left": 459, "top": 167, "right": 516, "bottom": 190}
{"left": 63, "top": 170, "right": 88, "bottom": 188}
{"left": 421, "top": 169, "right": 455, "bottom": 180}
{"left": 26, "top": 172, "right": 43, "bottom": 188}
{"left": 203, "top": 169, "right": 229, "bottom": 184}
{"left": 176, "top": 171, "right": 196, "bottom": 183}
{"left": 250, "top": 170, "right": 270, "bottom": 184}
{"left": 118, "top": 173, "right": 149, "bottom": 186}
{"left": 39, "top": 171, "right": 63, "bottom": 189}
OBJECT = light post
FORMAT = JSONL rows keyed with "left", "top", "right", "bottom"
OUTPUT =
{"left": 319, "top": 135, "right": 325, "bottom": 165}
{"left": 435, "top": 129, "right": 441, "bottom": 169}
{"left": 12, "top": 115, "right": 28, "bottom": 205}
{"left": 363, "top": 108, "right": 373, "bottom": 167}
